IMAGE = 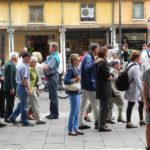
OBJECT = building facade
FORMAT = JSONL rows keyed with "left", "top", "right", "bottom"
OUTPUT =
{"left": 0, "top": 0, "right": 149, "bottom": 70}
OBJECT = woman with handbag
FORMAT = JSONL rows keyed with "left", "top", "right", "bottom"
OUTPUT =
{"left": 64, "top": 54, "right": 84, "bottom": 136}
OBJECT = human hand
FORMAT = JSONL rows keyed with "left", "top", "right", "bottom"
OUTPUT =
{"left": 10, "top": 89, "right": 15, "bottom": 95}
{"left": 107, "top": 75, "right": 113, "bottom": 80}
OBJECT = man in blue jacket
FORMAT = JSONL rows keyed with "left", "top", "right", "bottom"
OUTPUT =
{"left": 79, "top": 45, "right": 99, "bottom": 129}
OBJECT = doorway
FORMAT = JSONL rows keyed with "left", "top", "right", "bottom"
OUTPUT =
{"left": 26, "top": 35, "right": 49, "bottom": 61}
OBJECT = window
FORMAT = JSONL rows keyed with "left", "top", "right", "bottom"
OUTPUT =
{"left": 133, "top": 2, "right": 144, "bottom": 19}
{"left": 29, "top": 5, "right": 44, "bottom": 22}
{"left": 80, "top": 4, "right": 96, "bottom": 22}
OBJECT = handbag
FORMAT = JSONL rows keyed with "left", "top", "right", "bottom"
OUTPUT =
{"left": 66, "top": 81, "right": 81, "bottom": 91}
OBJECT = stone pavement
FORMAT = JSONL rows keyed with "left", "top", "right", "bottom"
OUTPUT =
{"left": 0, "top": 92, "right": 146, "bottom": 149}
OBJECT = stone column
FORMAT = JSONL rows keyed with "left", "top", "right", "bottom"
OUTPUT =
{"left": 59, "top": 27, "right": 66, "bottom": 73}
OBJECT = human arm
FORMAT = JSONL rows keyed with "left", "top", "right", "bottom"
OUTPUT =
{"left": 64, "top": 68, "right": 80, "bottom": 85}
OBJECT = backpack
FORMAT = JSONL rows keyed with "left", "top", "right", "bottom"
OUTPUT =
{"left": 115, "top": 63, "right": 136, "bottom": 91}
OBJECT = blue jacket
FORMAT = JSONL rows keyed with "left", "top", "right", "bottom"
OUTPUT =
{"left": 80, "top": 52, "right": 96, "bottom": 91}
{"left": 64, "top": 65, "right": 80, "bottom": 94}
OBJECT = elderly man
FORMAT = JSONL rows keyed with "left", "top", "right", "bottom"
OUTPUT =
{"left": 44, "top": 42, "right": 60, "bottom": 119}
{"left": 9, "top": 52, "right": 33, "bottom": 126}
{"left": 4, "top": 52, "right": 18, "bottom": 122}
{"left": 79, "top": 45, "right": 99, "bottom": 130}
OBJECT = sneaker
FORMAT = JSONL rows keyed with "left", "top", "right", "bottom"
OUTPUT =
{"left": 36, "top": 120, "right": 46, "bottom": 125}
{"left": 126, "top": 123, "right": 138, "bottom": 129}
{"left": 79, "top": 124, "right": 91, "bottom": 130}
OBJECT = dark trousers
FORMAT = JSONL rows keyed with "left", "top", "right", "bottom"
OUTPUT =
{"left": 5, "top": 92, "right": 15, "bottom": 121}
{"left": 98, "top": 98, "right": 110, "bottom": 129}
{"left": 0, "top": 90, "right": 5, "bottom": 117}
{"left": 47, "top": 74, "right": 59, "bottom": 117}
{"left": 126, "top": 101, "right": 144, "bottom": 123}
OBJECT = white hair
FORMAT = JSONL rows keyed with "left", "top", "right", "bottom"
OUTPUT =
{"left": 30, "top": 56, "right": 38, "bottom": 62}
{"left": 10, "top": 52, "right": 19, "bottom": 60}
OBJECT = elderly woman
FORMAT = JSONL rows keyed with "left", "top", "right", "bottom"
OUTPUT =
{"left": 64, "top": 54, "right": 84, "bottom": 136}
{"left": 124, "top": 50, "right": 145, "bottom": 128}
{"left": 96, "top": 47, "right": 112, "bottom": 132}
{"left": 28, "top": 56, "right": 46, "bottom": 124}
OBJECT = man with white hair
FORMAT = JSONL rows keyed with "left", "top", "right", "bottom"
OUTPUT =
{"left": 3, "top": 52, "right": 19, "bottom": 122}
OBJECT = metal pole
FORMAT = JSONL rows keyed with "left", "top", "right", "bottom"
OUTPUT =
{"left": 147, "top": 18, "right": 150, "bottom": 44}
{"left": 119, "top": 0, "right": 122, "bottom": 58}
{"left": 111, "top": 0, "right": 115, "bottom": 48}
{"left": 8, "top": 0, "right": 14, "bottom": 58}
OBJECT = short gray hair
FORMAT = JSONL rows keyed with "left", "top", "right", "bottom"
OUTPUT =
{"left": 10, "top": 52, "right": 19, "bottom": 60}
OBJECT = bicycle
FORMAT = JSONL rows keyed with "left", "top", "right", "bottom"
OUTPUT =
{"left": 57, "top": 74, "right": 68, "bottom": 99}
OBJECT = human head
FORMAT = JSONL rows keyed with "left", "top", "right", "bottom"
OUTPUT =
{"left": 22, "top": 52, "right": 31, "bottom": 64}
{"left": 69, "top": 53, "right": 80, "bottom": 67}
{"left": 32, "top": 52, "right": 43, "bottom": 62}
{"left": 23, "top": 47, "right": 28, "bottom": 52}
{"left": 90, "top": 45, "right": 98, "bottom": 56}
{"left": 142, "top": 43, "right": 147, "bottom": 50}
{"left": 49, "top": 42, "right": 59, "bottom": 53}
{"left": 97, "top": 47, "right": 108, "bottom": 58}
{"left": 130, "top": 50, "right": 141, "bottom": 63}
{"left": 10, "top": 52, "right": 19, "bottom": 64}
{"left": 111, "top": 59, "right": 121, "bottom": 70}
{"left": 30, "top": 56, "right": 37, "bottom": 68}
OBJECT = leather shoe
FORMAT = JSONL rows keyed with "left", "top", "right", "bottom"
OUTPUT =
{"left": 22, "top": 122, "right": 34, "bottom": 127}
{"left": 107, "top": 120, "right": 116, "bottom": 124}
{"left": 68, "top": 132, "right": 78, "bottom": 136}
{"left": 79, "top": 124, "right": 91, "bottom": 130}
{"left": 7, "top": 118, "right": 18, "bottom": 125}
{"left": 117, "top": 118, "right": 126, "bottom": 123}
{"left": 98, "top": 127, "right": 111, "bottom": 132}
{"left": 139, "top": 120, "right": 145, "bottom": 126}
{"left": 75, "top": 130, "right": 84, "bottom": 135}
{"left": 45, "top": 115, "right": 58, "bottom": 119}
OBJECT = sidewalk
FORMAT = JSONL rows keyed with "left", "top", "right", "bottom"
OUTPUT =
{"left": 0, "top": 92, "right": 146, "bottom": 149}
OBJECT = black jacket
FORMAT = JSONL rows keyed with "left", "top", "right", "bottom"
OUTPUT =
{"left": 96, "top": 58, "right": 112, "bottom": 99}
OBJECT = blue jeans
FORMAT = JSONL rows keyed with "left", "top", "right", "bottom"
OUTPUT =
{"left": 9, "top": 84, "right": 29, "bottom": 125}
{"left": 68, "top": 93, "right": 80, "bottom": 132}
{"left": 47, "top": 74, "right": 59, "bottom": 117}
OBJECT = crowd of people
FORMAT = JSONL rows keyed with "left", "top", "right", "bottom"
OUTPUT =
{"left": 0, "top": 42, "right": 150, "bottom": 149}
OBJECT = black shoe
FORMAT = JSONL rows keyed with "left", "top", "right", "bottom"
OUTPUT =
{"left": 139, "top": 120, "right": 145, "bottom": 126}
{"left": 98, "top": 127, "right": 111, "bottom": 132}
{"left": 117, "top": 118, "right": 126, "bottom": 123}
{"left": 75, "top": 130, "right": 84, "bottom": 135}
{"left": 7, "top": 118, "right": 18, "bottom": 125}
{"left": 95, "top": 126, "right": 98, "bottom": 129}
{"left": 79, "top": 125, "right": 91, "bottom": 130}
{"left": 46, "top": 115, "right": 58, "bottom": 119}
{"left": 22, "top": 122, "right": 34, "bottom": 127}
{"left": 68, "top": 132, "right": 78, "bottom": 136}
{"left": 107, "top": 120, "right": 116, "bottom": 124}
